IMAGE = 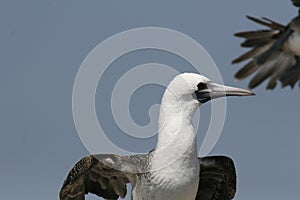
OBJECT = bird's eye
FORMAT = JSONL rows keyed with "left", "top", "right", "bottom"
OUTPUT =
{"left": 197, "top": 82, "right": 207, "bottom": 90}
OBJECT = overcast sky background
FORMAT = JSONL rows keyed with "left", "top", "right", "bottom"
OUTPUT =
{"left": 1, "top": 0, "right": 299, "bottom": 200}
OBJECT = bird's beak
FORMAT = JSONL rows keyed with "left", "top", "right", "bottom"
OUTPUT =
{"left": 195, "top": 82, "right": 255, "bottom": 104}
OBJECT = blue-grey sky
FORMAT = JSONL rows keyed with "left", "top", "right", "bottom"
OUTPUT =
{"left": 1, "top": 0, "right": 299, "bottom": 200}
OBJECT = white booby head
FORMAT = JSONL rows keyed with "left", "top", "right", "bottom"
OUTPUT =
{"left": 162, "top": 73, "right": 254, "bottom": 106}
{"left": 156, "top": 73, "right": 254, "bottom": 149}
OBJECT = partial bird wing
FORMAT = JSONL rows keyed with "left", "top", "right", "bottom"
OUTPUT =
{"left": 60, "top": 155, "right": 237, "bottom": 200}
{"left": 292, "top": 0, "right": 300, "bottom": 7}
{"left": 59, "top": 154, "right": 148, "bottom": 200}
{"left": 280, "top": 56, "right": 300, "bottom": 87}
{"left": 232, "top": 16, "right": 300, "bottom": 89}
{"left": 196, "top": 156, "right": 236, "bottom": 200}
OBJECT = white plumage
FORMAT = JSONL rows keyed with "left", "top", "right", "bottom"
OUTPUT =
{"left": 60, "top": 73, "right": 253, "bottom": 200}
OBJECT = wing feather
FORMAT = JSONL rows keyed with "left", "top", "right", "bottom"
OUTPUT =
{"left": 233, "top": 15, "right": 299, "bottom": 89}
{"left": 292, "top": 0, "right": 300, "bottom": 7}
{"left": 196, "top": 156, "right": 236, "bottom": 200}
{"left": 235, "top": 60, "right": 258, "bottom": 80}
{"left": 280, "top": 57, "right": 300, "bottom": 88}
{"left": 59, "top": 154, "right": 143, "bottom": 200}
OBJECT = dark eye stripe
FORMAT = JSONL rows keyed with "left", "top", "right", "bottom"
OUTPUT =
{"left": 197, "top": 82, "right": 207, "bottom": 90}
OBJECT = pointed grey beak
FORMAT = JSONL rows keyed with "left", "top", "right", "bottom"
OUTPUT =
{"left": 195, "top": 81, "right": 255, "bottom": 104}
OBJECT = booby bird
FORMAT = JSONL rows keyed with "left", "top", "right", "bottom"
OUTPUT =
{"left": 60, "top": 73, "right": 254, "bottom": 200}
{"left": 232, "top": 0, "right": 300, "bottom": 89}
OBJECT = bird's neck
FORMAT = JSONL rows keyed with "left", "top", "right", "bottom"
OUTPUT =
{"left": 152, "top": 90, "right": 199, "bottom": 169}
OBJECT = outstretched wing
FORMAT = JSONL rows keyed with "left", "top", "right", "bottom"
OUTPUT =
{"left": 196, "top": 156, "right": 236, "bottom": 200}
{"left": 232, "top": 15, "right": 300, "bottom": 89}
{"left": 60, "top": 155, "right": 236, "bottom": 200}
{"left": 59, "top": 154, "right": 148, "bottom": 200}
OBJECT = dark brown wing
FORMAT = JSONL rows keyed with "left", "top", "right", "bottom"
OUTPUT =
{"left": 232, "top": 16, "right": 299, "bottom": 89}
{"left": 59, "top": 154, "right": 148, "bottom": 200}
{"left": 196, "top": 156, "right": 236, "bottom": 200}
{"left": 292, "top": 0, "right": 300, "bottom": 7}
